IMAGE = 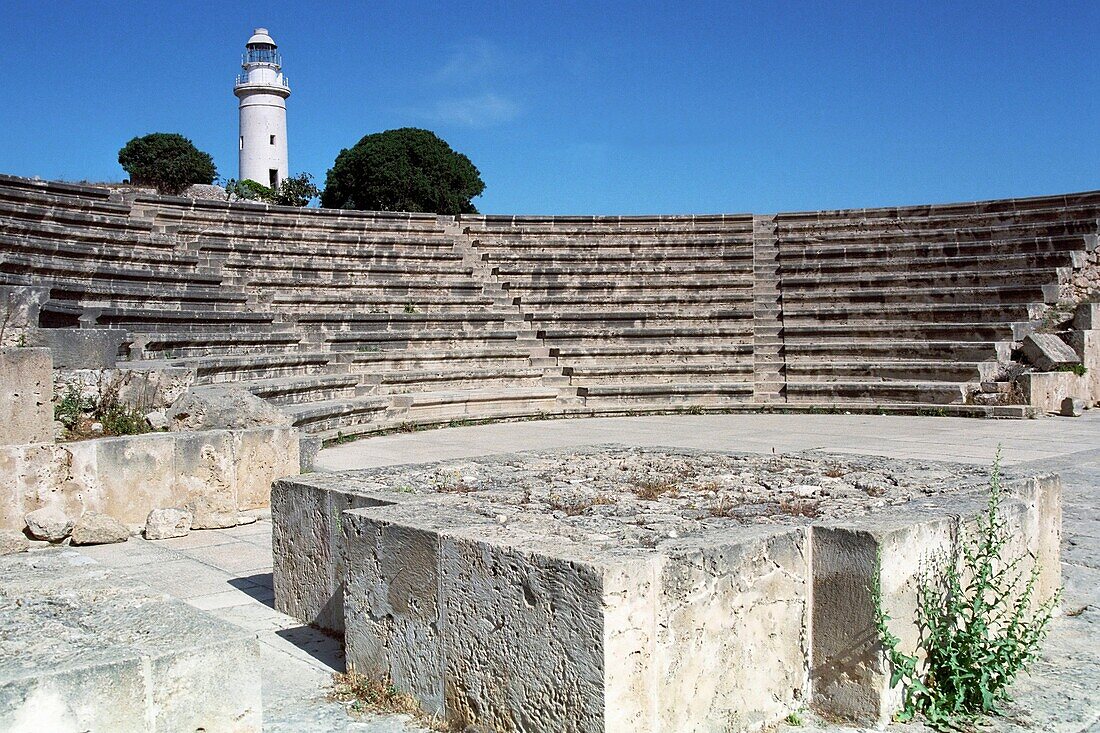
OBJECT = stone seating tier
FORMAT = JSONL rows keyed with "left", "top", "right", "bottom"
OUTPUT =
{"left": 1, "top": 173, "right": 1096, "bottom": 432}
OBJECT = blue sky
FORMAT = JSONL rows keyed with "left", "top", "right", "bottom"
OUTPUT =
{"left": 0, "top": 1, "right": 1097, "bottom": 214}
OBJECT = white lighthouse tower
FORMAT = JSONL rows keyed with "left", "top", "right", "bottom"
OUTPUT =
{"left": 234, "top": 28, "right": 290, "bottom": 188}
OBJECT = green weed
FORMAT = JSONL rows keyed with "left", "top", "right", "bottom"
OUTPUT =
{"left": 871, "top": 451, "right": 1059, "bottom": 730}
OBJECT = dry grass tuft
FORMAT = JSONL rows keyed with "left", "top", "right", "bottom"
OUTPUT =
{"left": 330, "top": 672, "right": 451, "bottom": 731}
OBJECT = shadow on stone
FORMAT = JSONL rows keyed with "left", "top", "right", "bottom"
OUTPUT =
{"left": 229, "top": 572, "right": 276, "bottom": 607}
{"left": 275, "top": 625, "right": 346, "bottom": 672}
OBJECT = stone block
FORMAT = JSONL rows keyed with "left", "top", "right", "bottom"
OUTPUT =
{"left": 811, "top": 475, "right": 1060, "bottom": 724}
{"left": 341, "top": 499, "right": 811, "bottom": 732}
{"left": 1017, "top": 371, "right": 1090, "bottom": 413}
{"left": 0, "top": 285, "right": 48, "bottom": 347}
{"left": 25, "top": 328, "right": 127, "bottom": 368}
{"left": 271, "top": 473, "right": 402, "bottom": 632}
{"left": 0, "top": 347, "right": 52, "bottom": 447}
{"left": 0, "top": 550, "right": 262, "bottom": 731}
{"left": 1021, "top": 333, "right": 1080, "bottom": 371}
{"left": 299, "top": 434, "right": 322, "bottom": 473}
{"left": 1074, "top": 302, "right": 1100, "bottom": 330}
{"left": 232, "top": 426, "right": 299, "bottom": 510}
{"left": 93, "top": 434, "right": 177, "bottom": 523}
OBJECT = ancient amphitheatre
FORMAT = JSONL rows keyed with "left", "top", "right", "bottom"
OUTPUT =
{"left": 0, "top": 169, "right": 1095, "bottom": 732}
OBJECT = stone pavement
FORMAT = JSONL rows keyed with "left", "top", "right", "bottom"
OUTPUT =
{"left": 317, "top": 413, "right": 1100, "bottom": 470}
{"left": 72, "top": 516, "right": 428, "bottom": 732}
{"left": 73, "top": 413, "right": 1098, "bottom": 731}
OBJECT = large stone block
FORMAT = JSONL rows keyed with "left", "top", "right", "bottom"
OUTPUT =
{"left": 0, "top": 550, "right": 262, "bottom": 731}
{"left": 1, "top": 427, "right": 300, "bottom": 530}
{"left": 341, "top": 499, "right": 811, "bottom": 732}
{"left": 1021, "top": 333, "right": 1080, "bottom": 371}
{"left": 0, "top": 347, "right": 52, "bottom": 447}
{"left": 1017, "top": 371, "right": 1090, "bottom": 413}
{"left": 811, "top": 475, "right": 1061, "bottom": 724}
{"left": 271, "top": 473, "right": 402, "bottom": 631}
{"left": 26, "top": 328, "right": 127, "bottom": 368}
{"left": 0, "top": 286, "right": 48, "bottom": 347}
{"left": 232, "top": 426, "right": 299, "bottom": 509}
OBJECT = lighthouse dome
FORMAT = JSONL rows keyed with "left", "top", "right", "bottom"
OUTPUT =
{"left": 246, "top": 28, "right": 276, "bottom": 47}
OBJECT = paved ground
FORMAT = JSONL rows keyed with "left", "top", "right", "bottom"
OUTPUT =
{"left": 317, "top": 413, "right": 1100, "bottom": 470}
{"left": 76, "top": 413, "right": 1099, "bottom": 731}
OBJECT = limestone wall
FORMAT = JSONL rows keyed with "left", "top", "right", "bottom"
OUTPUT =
{"left": 0, "top": 425, "right": 299, "bottom": 530}
{"left": 0, "top": 347, "right": 52, "bottom": 446}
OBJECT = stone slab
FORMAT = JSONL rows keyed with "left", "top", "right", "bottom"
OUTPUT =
{"left": 0, "top": 347, "right": 52, "bottom": 447}
{"left": 26, "top": 328, "right": 127, "bottom": 368}
{"left": 1022, "top": 333, "right": 1081, "bottom": 371}
{"left": 0, "top": 549, "right": 262, "bottom": 731}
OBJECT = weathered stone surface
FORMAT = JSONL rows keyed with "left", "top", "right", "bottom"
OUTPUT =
{"left": 0, "top": 530, "right": 28, "bottom": 555}
{"left": 144, "top": 507, "right": 192, "bottom": 540}
{"left": 1, "top": 427, "right": 299, "bottom": 531}
{"left": 1022, "top": 333, "right": 1081, "bottom": 371}
{"left": 1018, "top": 371, "right": 1090, "bottom": 413}
{"left": 811, "top": 474, "right": 1061, "bottom": 724}
{"left": 24, "top": 506, "right": 73, "bottom": 542}
{"left": 233, "top": 426, "right": 299, "bottom": 509}
{"left": 0, "top": 285, "right": 48, "bottom": 348}
{"left": 1074, "top": 302, "right": 1100, "bottom": 330}
{"left": 1061, "top": 396, "right": 1085, "bottom": 417}
{"left": 70, "top": 511, "right": 130, "bottom": 545}
{"left": 342, "top": 499, "right": 810, "bottom": 732}
{"left": 25, "top": 328, "right": 127, "bottom": 368}
{"left": 0, "top": 550, "right": 262, "bottom": 731}
{"left": 275, "top": 448, "right": 1062, "bottom": 730}
{"left": 168, "top": 387, "right": 291, "bottom": 431}
{"left": 299, "top": 434, "right": 322, "bottom": 473}
{"left": 0, "top": 347, "right": 52, "bottom": 447}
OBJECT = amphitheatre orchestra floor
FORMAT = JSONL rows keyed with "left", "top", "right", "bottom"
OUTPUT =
{"left": 76, "top": 413, "right": 1100, "bottom": 732}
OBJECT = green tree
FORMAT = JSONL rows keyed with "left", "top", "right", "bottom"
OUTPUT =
{"left": 321, "top": 128, "right": 485, "bottom": 214}
{"left": 118, "top": 133, "right": 217, "bottom": 195}
{"left": 226, "top": 173, "right": 319, "bottom": 207}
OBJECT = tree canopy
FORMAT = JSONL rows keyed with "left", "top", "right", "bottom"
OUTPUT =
{"left": 118, "top": 133, "right": 217, "bottom": 195}
{"left": 321, "top": 128, "right": 485, "bottom": 214}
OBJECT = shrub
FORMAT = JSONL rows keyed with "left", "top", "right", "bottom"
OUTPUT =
{"left": 322, "top": 128, "right": 485, "bottom": 214}
{"left": 872, "top": 453, "right": 1059, "bottom": 730}
{"left": 118, "top": 133, "right": 217, "bottom": 194}
{"left": 226, "top": 173, "right": 319, "bottom": 207}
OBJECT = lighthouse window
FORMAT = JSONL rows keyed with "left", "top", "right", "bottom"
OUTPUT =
{"left": 269, "top": 169, "right": 279, "bottom": 188}
{"left": 269, "top": 135, "right": 276, "bottom": 145}
{"left": 239, "top": 136, "right": 244, "bottom": 150}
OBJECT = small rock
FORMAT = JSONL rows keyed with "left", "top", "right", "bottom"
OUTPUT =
{"left": 0, "top": 530, "right": 29, "bottom": 555}
{"left": 1061, "top": 397, "right": 1086, "bottom": 417}
{"left": 145, "top": 409, "right": 169, "bottom": 431}
{"left": 25, "top": 507, "right": 75, "bottom": 542}
{"left": 70, "top": 512, "right": 129, "bottom": 546}
{"left": 188, "top": 495, "right": 239, "bottom": 529}
{"left": 459, "top": 475, "right": 480, "bottom": 489}
{"left": 497, "top": 514, "right": 508, "bottom": 524}
{"left": 144, "top": 507, "right": 193, "bottom": 540}
{"left": 791, "top": 484, "right": 820, "bottom": 497}
{"left": 89, "top": 422, "right": 104, "bottom": 436}
{"left": 236, "top": 513, "right": 259, "bottom": 526}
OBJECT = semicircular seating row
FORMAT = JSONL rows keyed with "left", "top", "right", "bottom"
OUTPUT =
{"left": 0, "top": 173, "right": 1096, "bottom": 439}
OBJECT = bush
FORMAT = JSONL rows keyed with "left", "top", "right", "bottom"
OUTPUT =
{"left": 872, "top": 452, "right": 1059, "bottom": 730}
{"left": 226, "top": 173, "right": 319, "bottom": 207}
{"left": 321, "top": 128, "right": 485, "bottom": 214}
{"left": 118, "top": 133, "right": 217, "bottom": 195}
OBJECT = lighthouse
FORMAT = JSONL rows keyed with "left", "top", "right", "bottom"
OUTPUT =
{"left": 234, "top": 28, "right": 290, "bottom": 188}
